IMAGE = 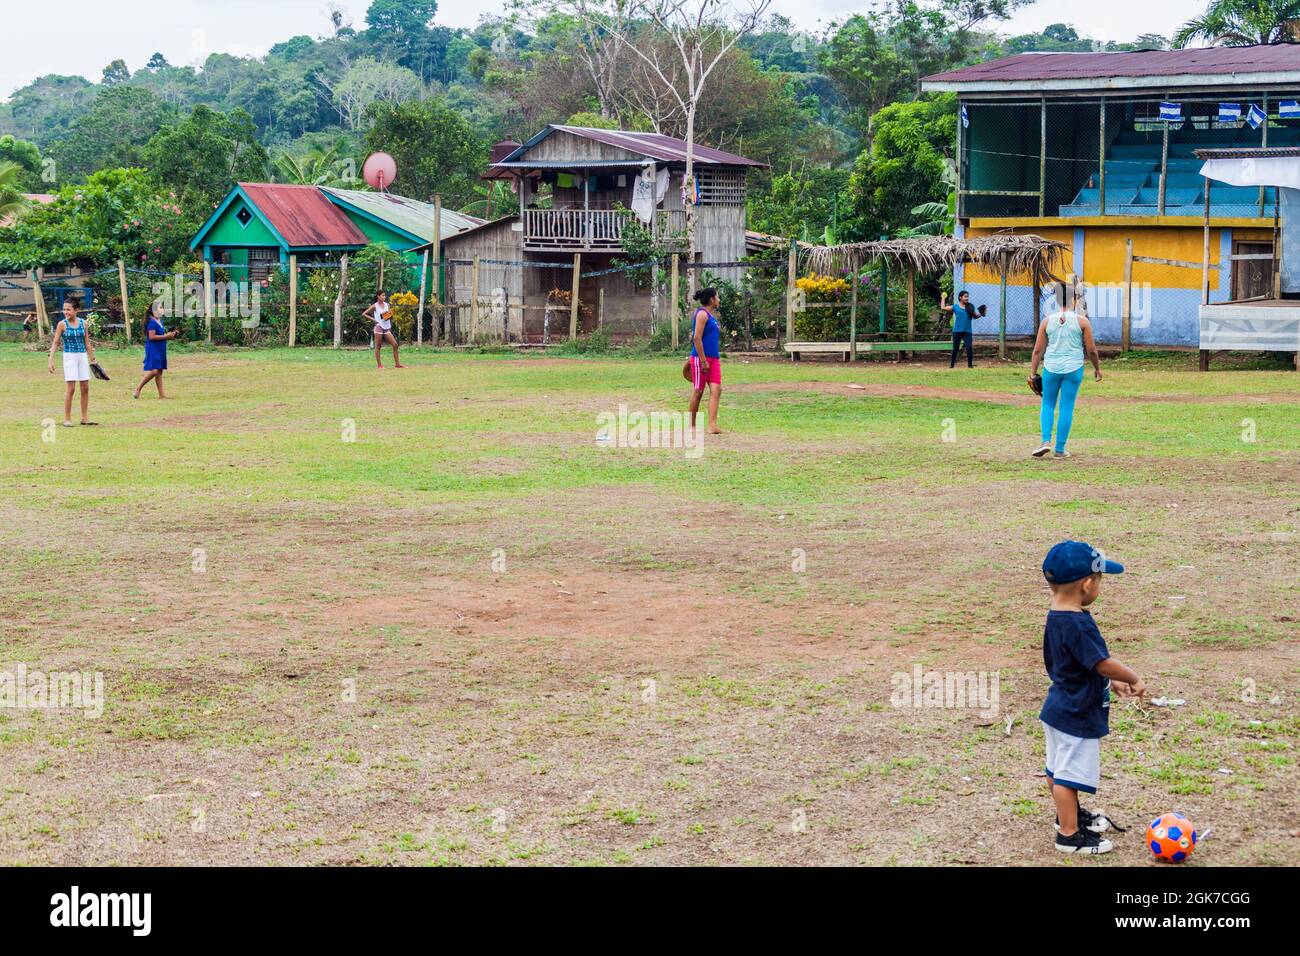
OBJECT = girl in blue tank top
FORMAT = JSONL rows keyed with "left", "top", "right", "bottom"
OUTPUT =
{"left": 687, "top": 287, "right": 724, "bottom": 434}
{"left": 47, "top": 297, "right": 98, "bottom": 426}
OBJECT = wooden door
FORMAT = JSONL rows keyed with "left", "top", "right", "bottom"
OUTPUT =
{"left": 1232, "top": 242, "right": 1274, "bottom": 300}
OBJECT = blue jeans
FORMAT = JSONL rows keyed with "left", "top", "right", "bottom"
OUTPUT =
{"left": 1040, "top": 366, "right": 1084, "bottom": 453}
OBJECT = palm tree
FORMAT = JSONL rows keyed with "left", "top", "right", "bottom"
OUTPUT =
{"left": 273, "top": 140, "right": 362, "bottom": 188}
{"left": 0, "top": 162, "right": 31, "bottom": 223}
{"left": 461, "top": 180, "right": 512, "bottom": 218}
{"left": 904, "top": 160, "right": 957, "bottom": 237}
{"left": 1175, "top": 0, "right": 1300, "bottom": 47}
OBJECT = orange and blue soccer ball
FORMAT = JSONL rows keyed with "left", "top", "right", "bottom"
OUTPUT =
{"left": 1146, "top": 812, "right": 1198, "bottom": 862}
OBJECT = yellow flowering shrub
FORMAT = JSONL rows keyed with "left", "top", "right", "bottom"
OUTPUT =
{"left": 794, "top": 273, "right": 854, "bottom": 341}
{"left": 388, "top": 290, "right": 419, "bottom": 340}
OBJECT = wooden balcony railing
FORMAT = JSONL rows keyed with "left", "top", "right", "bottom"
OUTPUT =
{"left": 522, "top": 208, "right": 687, "bottom": 251}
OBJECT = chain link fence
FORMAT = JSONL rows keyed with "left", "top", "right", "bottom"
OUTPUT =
{"left": 960, "top": 91, "right": 1299, "bottom": 220}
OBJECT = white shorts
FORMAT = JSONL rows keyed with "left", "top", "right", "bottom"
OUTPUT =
{"left": 1043, "top": 721, "right": 1100, "bottom": 794}
{"left": 63, "top": 352, "right": 90, "bottom": 382}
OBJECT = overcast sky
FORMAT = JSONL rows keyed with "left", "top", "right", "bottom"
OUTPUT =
{"left": 4, "top": 0, "right": 1203, "bottom": 99}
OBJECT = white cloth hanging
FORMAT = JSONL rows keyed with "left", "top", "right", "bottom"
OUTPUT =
{"left": 631, "top": 165, "right": 657, "bottom": 223}
{"left": 1199, "top": 156, "right": 1300, "bottom": 189}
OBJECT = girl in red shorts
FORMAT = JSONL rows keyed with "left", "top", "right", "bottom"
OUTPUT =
{"left": 687, "top": 287, "right": 723, "bottom": 434}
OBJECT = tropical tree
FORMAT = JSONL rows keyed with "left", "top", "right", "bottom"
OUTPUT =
{"left": 849, "top": 94, "right": 956, "bottom": 238}
{"left": 142, "top": 105, "right": 269, "bottom": 216}
{"left": 364, "top": 98, "right": 485, "bottom": 206}
{"left": 318, "top": 57, "right": 425, "bottom": 130}
{"left": 903, "top": 159, "right": 957, "bottom": 236}
{"left": 274, "top": 139, "right": 362, "bottom": 187}
{"left": 0, "top": 162, "right": 31, "bottom": 222}
{"left": 1174, "top": 0, "right": 1300, "bottom": 47}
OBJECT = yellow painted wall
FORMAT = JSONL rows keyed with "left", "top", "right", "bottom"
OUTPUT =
{"left": 962, "top": 223, "right": 1274, "bottom": 291}
{"left": 963, "top": 226, "right": 1074, "bottom": 286}
{"left": 1085, "top": 227, "right": 1219, "bottom": 291}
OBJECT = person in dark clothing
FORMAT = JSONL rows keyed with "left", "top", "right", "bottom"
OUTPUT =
{"left": 939, "top": 290, "right": 984, "bottom": 368}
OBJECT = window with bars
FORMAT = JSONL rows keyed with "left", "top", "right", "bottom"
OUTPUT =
{"left": 696, "top": 168, "right": 746, "bottom": 206}
{"left": 247, "top": 248, "right": 279, "bottom": 281}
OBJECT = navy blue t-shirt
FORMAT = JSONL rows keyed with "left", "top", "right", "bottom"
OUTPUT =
{"left": 1039, "top": 610, "right": 1112, "bottom": 739}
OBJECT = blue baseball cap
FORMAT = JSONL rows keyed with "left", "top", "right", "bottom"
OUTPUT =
{"left": 1042, "top": 540, "right": 1124, "bottom": 585}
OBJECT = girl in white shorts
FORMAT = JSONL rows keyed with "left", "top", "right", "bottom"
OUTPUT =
{"left": 47, "top": 297, "right": 97, "bottom": 426}
{"left": 364, "top": 290, "right": 404, "bottom": 369}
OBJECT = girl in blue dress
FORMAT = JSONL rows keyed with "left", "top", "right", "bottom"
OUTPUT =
{"left": 134, "top": 302, "right": 178, "bottom": 399}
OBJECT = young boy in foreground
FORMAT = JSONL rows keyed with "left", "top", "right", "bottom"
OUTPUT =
{"left": 1039, "top": 540, "right": 1145, "bottom": 854}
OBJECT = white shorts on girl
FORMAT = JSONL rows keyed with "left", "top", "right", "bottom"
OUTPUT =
{"left": 1043, "top": 721, "right": 1100, "bottom": 794}
{"left": 63, "top": 352, "right": 90, "bottom": 382}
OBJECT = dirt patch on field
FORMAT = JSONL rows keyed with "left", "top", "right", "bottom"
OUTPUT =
{"left": 1, "top": 354, "right": 1297, "bottom": 867}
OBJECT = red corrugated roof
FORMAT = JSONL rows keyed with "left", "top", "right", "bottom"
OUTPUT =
{"left": 924, "top": 44, "right": 1300, "bottom": 86}
{"left": 548, "top": 126, "right": 767, "bottom": 167}
{"left": 239, "top": 182, "right": 367, "bottom": 248}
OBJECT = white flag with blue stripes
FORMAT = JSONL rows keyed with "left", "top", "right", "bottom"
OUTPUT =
{"left": 1159, "top": 101, "right": 1182, "bottom": 122}
{"left": 1247, "top": 104, "right": 1267, "bottom": 129}
{"left": 960, "top": 104, "right": 969, "bottom": 129}
{"left": 1218, "top": 103, "right": 1241, "bottom": 123}
{"left": 1280, "top": 100, "right": 1300, "bottom": 118}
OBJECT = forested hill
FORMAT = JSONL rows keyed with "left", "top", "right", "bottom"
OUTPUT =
{"left": 1, "top": 0, "right": 1170, "bottom": 251}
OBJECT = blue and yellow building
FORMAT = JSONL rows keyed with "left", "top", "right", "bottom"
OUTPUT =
{"left": 922, "top": 44, "right": 1300, "bottom": 346}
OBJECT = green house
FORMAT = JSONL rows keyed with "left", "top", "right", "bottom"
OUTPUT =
{"left": 189, "top": 182, "right": 481, "bottom": 287}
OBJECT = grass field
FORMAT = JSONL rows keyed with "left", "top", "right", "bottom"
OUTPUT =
{"left": 1, "top": 341, "right": 1297, "bottom": 866}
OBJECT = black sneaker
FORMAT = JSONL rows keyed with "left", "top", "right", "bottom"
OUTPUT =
{"left": 1055, "top": 827, "right": 1113, "bottom": 854}
{"left": 1056, "top": 807, "right": 1123, "bottom": 834}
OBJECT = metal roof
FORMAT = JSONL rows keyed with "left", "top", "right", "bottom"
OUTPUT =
{"left": 413, "top": 215, "right": 519, "bottom": 251}
{"left": 0, "top": 194, "right": 54, "bottom": 229}
{"left": 1195, "top": 146, "right": 1300, "bottom": 159}
{"left": 923, "top": 44, "right": 1300, "bottom": 94}
{"left": 498, "top": 125, "right": 767, "bottom": 168}
{"left": 321, "top": 187, "right": 483, "bottom": 243}
{"left": 239, "top": 182, "right": 368, "bottom": 248}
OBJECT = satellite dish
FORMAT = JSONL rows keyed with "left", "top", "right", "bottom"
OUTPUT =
{"left": 363, "top": 152, "right": 397, "bottom": 191}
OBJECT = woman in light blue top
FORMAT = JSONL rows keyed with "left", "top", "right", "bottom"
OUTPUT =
{"left": 1028, "top": 292, "right": 1102, "bottom": 459}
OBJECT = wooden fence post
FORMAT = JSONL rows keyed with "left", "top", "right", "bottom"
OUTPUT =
{"left": 30, "top": 271, "right": 48, "bottom": 336}
{"left": 905, "top": 265, "right": 915, "bottom": 358}
{"left": 470, "top": 255, "right": 481, "bottom": 341}
{"left": 202, "top": 260, "right": 213, "bottom": 343}
{"left": 334, "top": 254, "right": 348, "bottom": 348}
{"left": 569, "top": 253, "right": 581, "bottom": 339}
{"left": 670, "top": 253, "right": 680, "bottom": 348}
{"left": 433, "top": 194, "right": 442, "bottom": 302}
{"left": 743, "top": 287, "right": 752, "bottom": 351}
{"left": 288, "top": 253, "right": 298, "bottom": 347}
{"left": 117, "top": 259, "right": 131, "bottom": 343}
{"left": 998, "top": 254, "right": 1009, "bottom": 360}
{"left": 785, "top": 241, "right": 797, "bottom": 343}
{"left": 1123, "top": 238, "right": 1134, "bottom": 352}
{"left": 416, "top": 248, "right": 429, "bottom": 346}
{"left": 877, "top": 254, "right": 888, "bottom": 334}
{"left": 1033, "top": 274, "right": 1042, "bottom": 336}
{"left": 849, "top": 267, "right": 859, "bottom": 361}
{"left": 598, "top": 288, "right": 605, "bottom": 330}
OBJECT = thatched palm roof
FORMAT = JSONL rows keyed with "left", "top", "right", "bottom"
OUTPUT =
{"left": 803, "top": 234, "right": 1069, "bottom": 287}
